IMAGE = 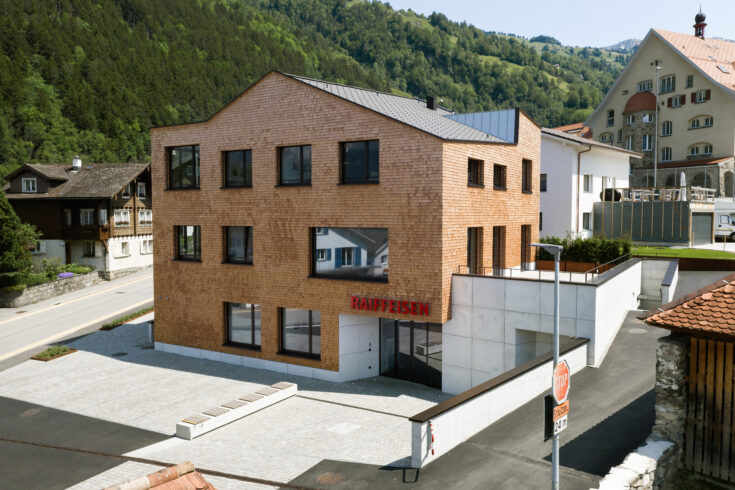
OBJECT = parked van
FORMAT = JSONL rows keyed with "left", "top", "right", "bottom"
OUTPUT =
{"left": 716, "top": 212, "right": 735, "bottom": 240}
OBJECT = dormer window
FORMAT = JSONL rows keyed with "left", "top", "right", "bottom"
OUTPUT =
{"left": 22, "top": 178, "right": 37, "bottom": 193}
{"left": 121, "top": 184, "right": 132, "bottom": 199}
{"left": 137, "top": 182, "right": 146, "bottom": 198}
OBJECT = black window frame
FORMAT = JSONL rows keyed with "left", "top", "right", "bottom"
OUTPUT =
{"left": 468, "top": 158, "right": 484, "bottom": 187}
{"left": 583, "top": 212, "right": 591, "bottom": 230}
{"left": 341, "top": 140, "right": 379, "bottom": 185}
{"left": 493, "top": 164, "right": 507, "bottom": 191}
{"left": 522, "top": 159, "right": 533, "bottom": 193}
{"left": 225, "top": 302, "right": 261, "bottom": 349}
{"left": 278, "top": 145, "right": 311, "bottom": 186}
{"left": 224, "top": 149, "right": 253, "bottom": 188}
{"left": 168, "top": 145, "right": 200, "bottom": 190}
{"left": 540, "top": 173, "right": 547, "bottom": 192}
{"left": 280, "top": 307, "right": 321, "bottom": 359}
{"left": 223, "top": 226, "right": 253, "bottom": 265}
{"left": 176, "top": 225, "right": 201, "bottom": 261}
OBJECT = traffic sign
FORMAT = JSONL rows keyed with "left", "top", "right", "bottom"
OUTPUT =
{"left": 552, "top": 360, "right": 570, "bottom": 404}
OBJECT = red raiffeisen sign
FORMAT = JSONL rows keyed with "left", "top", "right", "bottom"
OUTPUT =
{"left": 350, "top": 296, "right": 430, "bottom": 316}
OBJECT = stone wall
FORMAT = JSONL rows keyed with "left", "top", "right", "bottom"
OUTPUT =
{"left": 595, "top": 333, "right": 688, "bottom": 489}
{"left": 0, "top": 272, "right": 104, "bottom": 308}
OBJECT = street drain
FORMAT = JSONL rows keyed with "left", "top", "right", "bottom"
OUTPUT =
{"left": 112, "top": 352, "right": 128, "bottom": 357}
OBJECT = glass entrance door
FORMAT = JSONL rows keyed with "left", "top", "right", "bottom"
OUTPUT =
{"left": 379, "top": 318, "right": 442, "bottom": 389}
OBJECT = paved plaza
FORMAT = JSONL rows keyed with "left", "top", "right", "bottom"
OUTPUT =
{"left": 0, "top": 313, "right": 449, "bottom": 486}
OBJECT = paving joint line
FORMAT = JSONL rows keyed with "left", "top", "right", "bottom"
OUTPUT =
{"left": 294, "top": 394, "right": 407, "bottom": 419}
{"left": 0, "top": 437, "right": 315, "bottom": 489}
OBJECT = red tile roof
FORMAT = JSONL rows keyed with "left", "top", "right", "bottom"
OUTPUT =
{"left": 623, "top": 91, "right": 656, "bottom": 113}
{"left": 641, "top": 272, "right": 735, "bottom": 338}
{"left": 104, "top": 462, "right": 215, "bottom": 490}
{"left": 640, "top": 156, "right": 733, "bottom": 169}
{"left": 552, "top": 122, "right": 585, "bottom": 132}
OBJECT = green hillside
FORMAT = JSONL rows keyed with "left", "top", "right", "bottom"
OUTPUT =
{"left": 0, "top": 0, "right": 629, "bottom": 175}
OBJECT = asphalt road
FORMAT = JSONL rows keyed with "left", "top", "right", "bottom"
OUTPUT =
{"left": 0, "top": 269, "right": 153, "bottom": 371}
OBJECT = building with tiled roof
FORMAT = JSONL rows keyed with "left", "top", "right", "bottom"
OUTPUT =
{"left": 3, "top": 158, "right": 153, "bottom": 277}
{"left": 585, "top": 11, "right": 735, "bottom": 195}
{"left": 550, "top": 122, "right": 592, "bottom": 139}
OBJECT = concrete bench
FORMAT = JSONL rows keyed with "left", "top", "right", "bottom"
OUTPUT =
{"left": 176, "top": 382, "right": 297, "bottom": 440}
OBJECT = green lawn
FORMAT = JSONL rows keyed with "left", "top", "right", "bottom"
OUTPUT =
{"left": 632, "top": 246, "right": 735, "bottom": 260}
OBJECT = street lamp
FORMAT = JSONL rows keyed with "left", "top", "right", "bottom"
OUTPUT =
{"left": 531, "top": 242, "right": 563, "bottom": 490}
{"left": 654, "top": 64, "right": 662, "bottom": 188}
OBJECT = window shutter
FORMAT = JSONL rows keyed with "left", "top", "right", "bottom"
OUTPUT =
{"left": 354, "top": 247, "right": 361, "bottom": 266}
{"left": 667, "top": 97, "right": 672, "bottom": 107}
{"left": 680, "top": 95, "right": 686, "bottom": 105}
{"left": 326, "top": 249, "right": 331, "bottom": 261}
{"left": 335, "top": 248, "right": 342, "bottom": 268}
{"left": 706, "top": 89, "right": 711, "bottom": 100}
{"left": 691, "top": 92, "right": 696, "bottom": 103}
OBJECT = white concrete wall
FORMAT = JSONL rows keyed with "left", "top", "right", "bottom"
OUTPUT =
{"left": 661, "top": 263, "right": 679, "bottom": 304}
{"left": 30, "top": 239, "right": 66, "bottom": 268}
{"left": 338, "top": 314, "right": 380, "bottom": 381}
{"left": 70, "top": 241, "right": 106, "bottom": 271}
{"left": 412, "top": 341, "right": 588, "bottom": 468}
{"left": 640, "top": 259, "right": 679, "bottom": 303}
{"left": 108, "top": 235, "right": 153, "bottom": 272}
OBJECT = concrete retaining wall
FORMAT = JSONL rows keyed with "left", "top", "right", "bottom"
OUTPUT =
{"left": 0, "top": 272, "right": 104, "bottom": 308}
{"left": 411, "top": 340, "right": 588, "bottom": 468}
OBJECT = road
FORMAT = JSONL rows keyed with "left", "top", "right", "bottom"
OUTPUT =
{"left": 0, "top": 269, "right": 152, "bottom": 370}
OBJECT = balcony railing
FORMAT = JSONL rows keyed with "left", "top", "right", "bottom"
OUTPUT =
{"left": 614, "top": 186, "right": 716, "bottom": 204}
{"left": 61, "top": 225, "right": 110, "bottom": 240}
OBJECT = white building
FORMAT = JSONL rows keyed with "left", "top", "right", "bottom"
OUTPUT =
{"left": 540, "top": 128, "right": 641, "bottom": 238}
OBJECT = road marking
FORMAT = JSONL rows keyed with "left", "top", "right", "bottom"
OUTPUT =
{"left": 0, "top": 273, "right": 152, "bottom": 327}
{"left": 0, "top": 298, "right": 152, "bottom": 362}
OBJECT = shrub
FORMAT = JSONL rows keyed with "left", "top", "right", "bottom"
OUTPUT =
{"left": 0, "top": 189, "right": 40, "bottom": 287}
{"left": 537, "top": 236, "right": 631, "bottom": 264}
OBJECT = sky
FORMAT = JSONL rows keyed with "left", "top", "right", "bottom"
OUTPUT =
{"left": 383, "top": 0, "right": 735, "bottom": 47}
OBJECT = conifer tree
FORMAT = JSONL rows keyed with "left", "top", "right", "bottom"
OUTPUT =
{"left": 0, "top": 188, "right": 39, "bottom": 287}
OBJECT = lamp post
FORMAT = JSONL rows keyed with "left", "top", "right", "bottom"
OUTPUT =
{"left": 654, "top": 64, "right": 662, "bottom": 188}
{"left": 532, "top": 242, "right": 563, "bottom": 490}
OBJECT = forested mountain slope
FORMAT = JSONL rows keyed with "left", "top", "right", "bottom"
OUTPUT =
{"left": 0, "top": 0, "right": 628, "bottom": 173}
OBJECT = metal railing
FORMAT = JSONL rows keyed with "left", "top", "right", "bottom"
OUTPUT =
{"left": 616, "top": 186, "right": 715, "bottom": 204}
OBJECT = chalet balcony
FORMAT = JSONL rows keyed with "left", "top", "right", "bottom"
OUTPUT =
{"left": 61, "top": 225, "right": 111, "bottom": 241}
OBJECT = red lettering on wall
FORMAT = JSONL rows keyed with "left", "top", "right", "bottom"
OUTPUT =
{"left": 389, "top": 300, "right": 397, "bottom": 313}
{"left": 401, "top": 301, "right": 410, "bottom": 314}
{"left": 410, "top": 302, "right": 418, "bottom": 315}
{"left": 351, "top": 296, "right": 359, "bottom": 309}
{"left": 360, "top": 298, "right": 368, "bottom": 310}
{"left": 349, "top": 296, "right": 430, "bottom": 317}
{"left": 381, "top": 299, "right": 388, "bottom": 312}
{"left": 418, "top": 302, "right": 429, "bottom": 316}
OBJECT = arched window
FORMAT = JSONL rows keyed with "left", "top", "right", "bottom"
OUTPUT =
{"left": 599, "top": 132, "right": 613, "bottom": 144}
{"left": 725, "top": 172, "right": 734, "bottom": 198}
{"left": 692, "top": 173, "right": 705, "bottom": 187}
{"left": 665, "top": 174, "right": 677, "bottom": 187}
{"left": 689, "top": 115, "right": 713, "bottom": 129}
{"left": 661, "top": 121, "right": 672, "bottom": 136}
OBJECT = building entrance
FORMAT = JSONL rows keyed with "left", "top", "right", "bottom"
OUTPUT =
{"left": 379, "top": 319, "right": 442, "bottom": 389}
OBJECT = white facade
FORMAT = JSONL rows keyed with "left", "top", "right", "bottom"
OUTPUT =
{"left": 107, "top": 234, "right": 153, "bottom": 272}
{"left": 540, "top": 130, "right": 635, "bottom": 238}
{"left": 30, "top": 235, "right": 153, "bottom": 273}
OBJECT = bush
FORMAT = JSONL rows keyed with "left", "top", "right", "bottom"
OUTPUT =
{"left": 536, "top": 236, "right": 631, "bottom": 264}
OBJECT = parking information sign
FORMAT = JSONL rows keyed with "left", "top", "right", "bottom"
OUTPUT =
{"left": 553, "top": 400, "right": 569, "bottom": 435}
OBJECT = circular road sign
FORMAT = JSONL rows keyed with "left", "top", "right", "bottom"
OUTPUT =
{"left": 553, "top": 360, "right": 570, "bottom": 404}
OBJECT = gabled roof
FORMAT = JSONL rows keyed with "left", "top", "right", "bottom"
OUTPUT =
{"left": 5, "top": 163, "right": 149, "bottom": 200}
{"left": 585, "top": 28, "right": 735, "bottom": 127}
{"left": 641, "top": 272, "right": 735, "bottom": 338}
{"left": 5, "top": 163, "right": 71, "bottom": 182}
{"left": 286, "top": 74, "right": 507, "bottom": 143}
{"left": 552, "top": 122, "right": 585, "bottom": 132}
{"left": 541, "top": 128, "right": 642, "bottom": 158}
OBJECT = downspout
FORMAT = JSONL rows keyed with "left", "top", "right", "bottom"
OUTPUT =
{"left": 576, "top": 145, "right": 592, "bottom": 234}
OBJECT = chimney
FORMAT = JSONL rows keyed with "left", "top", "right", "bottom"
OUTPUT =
{"left": 426, "top": 96, "right": 436, "bottom": 110}
{"left": 694, "top": 9, "right": 707, "bottom": 39}
{"left": 72, "top": 155, "right": 82, "bottom": 170}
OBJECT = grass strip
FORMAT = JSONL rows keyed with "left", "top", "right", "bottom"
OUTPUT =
{"left": 632, "top": 246, "right": 735, "bottom": 260}
{"left": 100, "top": 306, "right": 154, "bottom": 331}
{"left": 32, "top": 345, "right": 75, "bottom": 361}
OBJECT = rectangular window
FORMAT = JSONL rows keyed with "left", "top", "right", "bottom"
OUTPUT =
{"left": 704, "top": 117, "right": 713, "bottom": 127}
{"left": 64, "top": 209, "right": 72, "bottom": 226}
{"left": 695, "top": 90, "right": 707, "bottom": 103}
{"left": 539, "top": 212, "right": 543, "bottom": 231}
{"left": 84, "top": 241, "right": 95, "bottom": 257}
{"left": 279, "top": 145, "right": 311, "bottom": 185}
{"left": 119, "top": 241, "right": 130, "bottom": 257}
{"left": 583, "top": 174, "right": 593, "bottom": 193}
{"left": 606, "top": 110, "right": 614, "bottom": 126}
{"left": 137, "top": 182, "right": 146, "bottom": 198}
{"left": 139, "top": 209, "right": 152, "bottom": 226}
{"left": 468, "top": 158, "right": 483, "bottom": 187}
{"left": 99, "top": 209, "right": 108, "bottom": 226}
{"left": 686, "top": 75, "right": 694, "bottom": 88}
{"left": 661, "top": 147, "right": 672, "bottom": 162}
{"left": 311, "top": 227, "right": 388, "bottom": 281}
{"left": 671, "top": 95, "right": 683, "bottom": 108}
{"left": 625, "top": 114, "right": 635, "bottom": 125}
{"left": 114, "top": 209, "right": 130, "bottom": 227}
{"left": 703, "top": 144, "right": 712, "bottom": 155}
{"left": 21, "top": 178, "right": 37, "bottom": 193}
{"left": 168, "top": 145, "right": 200, "bottom": 189}
{"left": 224, "top": 226, "right": 253, "bottom": 264}
{"left": 80, "top": 209, "right": 95, "bottom": 226}
{"left": 690, "top": 146, "right": 700, "bottom": 156}
{"left": 642, "top": 113, "right": 654, "bottom": 123}
{"left": 224, "top": 149, "right": 252, "bottom": 187}
{"left": 493, "top": 164, "right": 507, "bottom": 190}
{"left": 467, "top": 227, "right": 482, "bottom": 274}
{"left": 642, "top": 134, "right": 653, "bottom": 151}
{"left": 661, "top": 121, "right": 672, "bottom": 136}
{"left": 625, "top": 135, "right": 633, "bottom": 151}
{"left": 540, "top": 173, "right": 547, "bottom": 192}
{"left": 660, "top": 75, "right": 675, "bottom": 94}
{"left": 521, "top": 224, "right": 532, "bottom": 270}
{"left": 522, "top": 159, "right": 532, "bottom": 193}
{"left": 342, "top": 140, "right": 379, "bottom": 184}
{"left": 492, "top": 226, "right": 506, "bottom": 274}
{"left": 141, "top": 239, "right": 153, "bottom": 254}
{"left": 638, "top": 80, "right": 652, "bottom": 92}
{"left": 583, "top": 213, "right": 591, "bottom": 230}
{"left": 176, "top": 225, "right": 201, "bottom": 261}
{"left": 281, "top": 308, "right": 320, "bottom": 357}
{"left": 617, "top": 129, "right": 623, "bottom": 143}
{"left": 121, "top": 184, "right": 131, "bottom": 199}
{"left": 226, "top": 302, "right": 261, "bottom": 348}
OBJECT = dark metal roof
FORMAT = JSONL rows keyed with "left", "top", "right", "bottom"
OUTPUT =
{"left": 286, "top": 74, "right": 506, "bottom": 143}
{"left": 5, "top": 163, "right": 149, "bottom": 200}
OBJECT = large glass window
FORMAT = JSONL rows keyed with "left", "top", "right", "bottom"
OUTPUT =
{"left": 226, "top": 302, "right": 261, "bottom": 348}
{"left": 168, "top": 145, "right": 200, "bottom": 189}
{"left": 468, "top": 158, "right": 483, "bottom": 187}
{"left": 224, "top": 226, "right": 253, "bottom": 264}
{"left": 224, "top": 150, "right": 252, "bottom": 187}
{"left": 177, "top": 225, "right": 201, "bottom": 261}
{"left": 379, "top": 319, "right": 441, "bottom": 389}
{"left": 342, "top": 140, "right": 379, "bottom": 184}
{"left": 311, "top": 227, "right": 388, "bottom": 281}
{"left": 281, "top": 308, "right": 320, "bottom": 357}
{"left": 279, "top": 145, "right": 311, "bottom": 185}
